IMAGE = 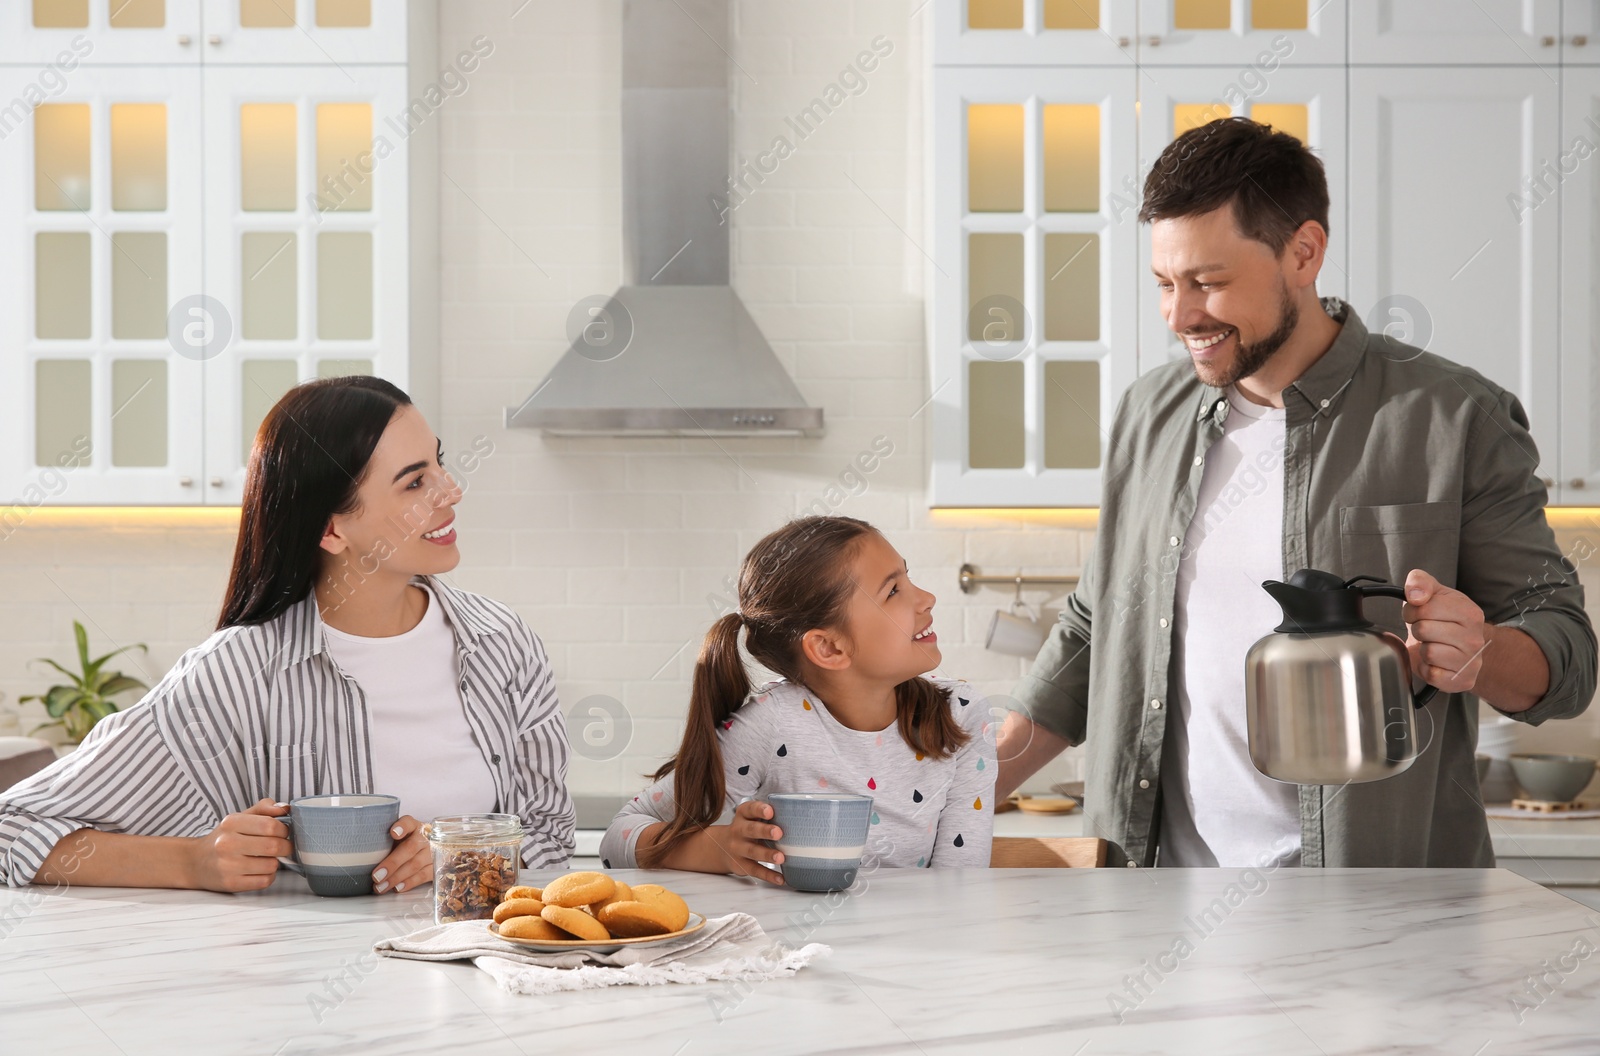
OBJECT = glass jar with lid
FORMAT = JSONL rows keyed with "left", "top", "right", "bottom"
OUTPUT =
{"left": 426, "top": 813, "right": 522, "bottom": 924}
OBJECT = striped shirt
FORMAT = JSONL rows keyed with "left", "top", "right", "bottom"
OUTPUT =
{"left": 0, "top": 576, "right": 575, "bottom": 886}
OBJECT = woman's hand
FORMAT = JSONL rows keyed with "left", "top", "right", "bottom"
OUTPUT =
{"left": 184, "top": 798, "right": 290, "bottom": 893}
{"left": 372, "top": 814, "right": 431, "bottom": 894}
{"left": 694, "top": 800, "right": 787, "bottom": 886}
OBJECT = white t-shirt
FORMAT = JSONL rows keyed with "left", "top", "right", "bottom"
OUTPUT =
{"left": 1158, "top": 386, "right": 1302, "bottom": 868}
{"left": 321, "top": 584, "right": 498, "bottom": 825}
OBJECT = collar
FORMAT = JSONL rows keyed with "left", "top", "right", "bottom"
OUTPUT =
{"left": 1195, "top": 296, "right": 1364, "bottom": 425}
{"left": 281, "top": 574, "right": 496, "bottom": 668}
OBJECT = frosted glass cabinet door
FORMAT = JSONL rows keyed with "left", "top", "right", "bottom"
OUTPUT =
{"left": 200, "top": 66, "right": 409, "bottom": 503}
{"left": 1348, "top": 68, "right": 1560, "bottom": 499}
{"left": 1560, "top": 70, "right": 1600, "bottom": 501}
{"left": 0, "top": 0, "right": 202, "bottom": 64}
{"left": 1135, "top": 67, "right": 1346, "bottom": 376}
{"left": 930, "top": 67, "right": 1138, "bottom": 507}
{"left": 1137, "top": 0, "right": 1345, "bottom": 64}
{"left": 202, "top": 0, "right": 407, "bottom": 63}
{"left": 1350, "top": 1, "right": 1560, "bottom": 64}
{"left": 0, "top": 66, "right": 205, "bottom": 504}
{"left": 933, "top": 0, "right": 1137, "bottom": 65}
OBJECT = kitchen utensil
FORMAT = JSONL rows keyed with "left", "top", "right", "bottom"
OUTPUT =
{"left": 1509, "top": 753, "right": 1599, "bottom": 803}
{"left": 279, "top": 793, "right": 399, "bottom": 897}
{"left": 766, "top": 792, "right": 872, "bottom": 892}
{"left": 1247, "top": 569, "right": 1436, "bottom": 784}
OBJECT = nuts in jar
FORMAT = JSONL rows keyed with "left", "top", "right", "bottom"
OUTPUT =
{"left": 426, "top": 813, "right": 522, "bottom": 924}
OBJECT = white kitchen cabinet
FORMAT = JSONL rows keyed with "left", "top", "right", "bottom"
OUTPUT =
{"left": 1349, "top": 0, "right": 1561, "bottom": 64}
{"left": 0, "top": 4, "right": 423, "bottom": 506}
{"left": 0, "top": 0, "right": 203, "bottom": 65}
{"left": 1559, "top": 69, "right": 1600, "bottom": 498}
{"left": 200, "top": 66, "right": 409, "bottom": 503}
{"left": 0, "top": 65, "right": 208, "bottom": 505}
{"left": 1135, "top": 0, "right": 1345, "bottom": 65}
{"left": 929, "top": 67, "right": 1139, "bottom": 507}
{"left": 1135, "top": 66, "right": 1346, "bottom": 376}
{"left": 1347, "top": 68, "right": 1561, "bottom": 497}
{"left": 933, "top": 0, "right": 1138, "bottom": 66}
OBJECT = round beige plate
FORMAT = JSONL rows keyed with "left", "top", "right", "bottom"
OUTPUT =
{"left": 490, "top": 912, "right": 707, "bottom": 953}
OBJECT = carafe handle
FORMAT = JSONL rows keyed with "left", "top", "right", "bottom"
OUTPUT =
{"left": 1354, "top": 583, "right": 1439, "bottom": 709}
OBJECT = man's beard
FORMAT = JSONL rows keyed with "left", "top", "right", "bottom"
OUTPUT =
{"left": 1190, "top": 282, "right": 1299, "bottom": 389}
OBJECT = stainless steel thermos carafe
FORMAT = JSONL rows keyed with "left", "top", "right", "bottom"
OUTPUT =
{"left": 1245, "top": 569, "right": 1437, "bottom": 784}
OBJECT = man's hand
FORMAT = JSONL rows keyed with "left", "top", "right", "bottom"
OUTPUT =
{"left": 1401, "top": 569, "right": 1488, "bottom": 694}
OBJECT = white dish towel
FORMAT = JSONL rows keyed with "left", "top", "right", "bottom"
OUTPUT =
{"left": 373, "top": 912, "right": 830, "bottom": 995}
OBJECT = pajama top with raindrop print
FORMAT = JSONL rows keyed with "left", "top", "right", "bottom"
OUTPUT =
{"left": 601, "top": 677, "right": 997, "bottom": 869}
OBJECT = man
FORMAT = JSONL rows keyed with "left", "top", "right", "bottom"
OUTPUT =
{"left": 996, "top": 118, "right": 1596, "bottom": 869}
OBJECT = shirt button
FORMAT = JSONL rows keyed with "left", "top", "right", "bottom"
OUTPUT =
{"left": 1193, "top": 455, "right": 1203, "bottom": 466}
{"left": 1168, "top": 535, "right": 1179, "bottom": 547}
{"left": 1150, "top": 698, "right": 1163, "bottom": 710}
{"left": 1159, "top": 618, "right": 1169, "bottom": 628}
{"left": 490, "top": 754, "right": 501, "bottom": 764}
{"left": 1320, "top": 398, "right": 1330, "bottom": 409}
{"left": 1139, "top": 778, "right": 1150, "bottom": 789}
{"left": 1126, "top": 861, "right": 1139, "bottom": 868}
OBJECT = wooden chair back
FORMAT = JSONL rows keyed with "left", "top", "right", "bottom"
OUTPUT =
{"left": 989, "top": 836, "right": 1108, "bottom": 869}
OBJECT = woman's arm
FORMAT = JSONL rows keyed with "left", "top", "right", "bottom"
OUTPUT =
{"left": 33, "top": 799, "right": 292, "bottom": 892}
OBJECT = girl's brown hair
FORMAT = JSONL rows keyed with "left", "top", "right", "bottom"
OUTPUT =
{"left": 640, "top": 515, "right": 968, "bottom": 866}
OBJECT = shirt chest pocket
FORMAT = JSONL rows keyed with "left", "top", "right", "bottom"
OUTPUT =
{"left": 1339, "top": 501, "right": 1460, "bottom": 632}
{"left": 255, "top": 742, "right": 321, "bottom": 802}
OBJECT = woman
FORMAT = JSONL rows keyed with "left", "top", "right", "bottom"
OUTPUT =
{"left": 0, "top": 377, "right": 574, "bottom": 891}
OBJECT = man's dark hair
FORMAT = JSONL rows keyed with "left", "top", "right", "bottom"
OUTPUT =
{"left": 1137, "top": 117, "right": 1329, "bottom": 255}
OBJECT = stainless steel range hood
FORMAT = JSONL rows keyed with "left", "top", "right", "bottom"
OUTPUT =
{"left": 505, "top": 0, "right": 823, "bottom": 438}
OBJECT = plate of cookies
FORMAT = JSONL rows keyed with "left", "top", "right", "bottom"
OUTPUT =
{"left": 489, "top": 870, "right": 705, "bottom": 953}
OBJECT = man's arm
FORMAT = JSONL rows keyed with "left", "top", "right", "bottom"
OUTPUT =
{"left": 995, "top": 711, "right": 1075, "bottom": 801}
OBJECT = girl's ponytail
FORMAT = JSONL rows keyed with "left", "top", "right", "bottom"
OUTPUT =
{"left": 638, "top": 612, "right": 750, "bottom": 867}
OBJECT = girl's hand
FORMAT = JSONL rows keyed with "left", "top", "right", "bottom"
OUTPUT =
{"left": 703, "top": 800, "right": 787, "bottom": 886}
{"left": 372, "top": 815, "right": 431, "bottom": 894}
{"left": 185, "top": 798, "right": 290, "bottom": 893}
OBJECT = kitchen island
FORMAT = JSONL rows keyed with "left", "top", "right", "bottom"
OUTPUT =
{"left": 2, "top": 865, "right": 1596, "bottom": 1054}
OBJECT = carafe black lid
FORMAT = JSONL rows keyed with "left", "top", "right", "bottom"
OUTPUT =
{"left": 1261, "top": 569, "right": 1398, "bottom": 633}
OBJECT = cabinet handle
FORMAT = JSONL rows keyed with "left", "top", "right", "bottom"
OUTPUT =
{"left": 1540, "top": 476, "right": 1556, "bottom": 489}
{"left": 1147, "top": 35, "right": 1161, "bottom": 46}
{"left": 1569, "top": 478, "right": 1587, "bottom": 489}
{"left": 177, "top": 34, "right": 191, "bottom": 45}
{"left": 208, "top": 34, "right": 222, "bottom": 45}
{"left": 1573, "top": 35, "right": 1589, "bottom": 47}
{"left": 209, "top": 476, "right": 224, "bottom": 488}
{"left": 1117, "top": 36, "right": 1130, "bottom": 47}
{"left": 179, "top": 476, "right": 194, "bottom": 487}
{"left": 1542, "top": 35, "right": 1557, "bottom": 46}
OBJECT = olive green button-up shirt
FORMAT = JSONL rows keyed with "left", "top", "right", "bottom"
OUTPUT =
{"left": 1015, "top": 298, "right": 1597, "bottom": 868}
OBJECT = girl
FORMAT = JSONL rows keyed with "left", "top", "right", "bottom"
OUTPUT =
{"left": 0, "top": 377, "right": 575, "bottom": 891}
{"left": 602, "top": 516, "right": 994, "bottom": 882}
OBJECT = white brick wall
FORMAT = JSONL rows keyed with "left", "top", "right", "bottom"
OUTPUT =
{"left": 1, "top": 1, "right": 1595, "bottom": 807}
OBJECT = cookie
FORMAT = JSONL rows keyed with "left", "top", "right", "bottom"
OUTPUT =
{"left": 596, "top": 901, "right": 675, "bottom": 938}
{"left": 541, "top": 871, "right": 616, "bottom": 908}
{"left": 497, "top": 916, "right": 570, "bottom": 941}
{"left": 492, "top": 898, "right": 545, "bottom": 924}
{"left": 590, "top": 879, "right": 632, "bottom": 915}
{"left": 631, "top": 884, "right": 691, "bottom": 931}
{"left": 541, "top": 904, "right": 611, "bottom": 942}
{"left": 504, "top": 885, "right": 543, "bottom": 902}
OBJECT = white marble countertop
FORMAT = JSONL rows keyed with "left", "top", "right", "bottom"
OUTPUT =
{"left": 4, "top": 865, "right": 1598, "bottom": 1054}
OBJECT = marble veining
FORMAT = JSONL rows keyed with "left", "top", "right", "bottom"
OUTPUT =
{"left": 2, "top": 867, "right": 1598, "bottom": 1054}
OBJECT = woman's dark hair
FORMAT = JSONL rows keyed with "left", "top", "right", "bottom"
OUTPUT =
{"left": 217, "top": 376, "right": 412, "bottom": 629}
{"left": 1138, "top": 116, "right": 1329, "bottom": 255}
{"left": 640, "top": 515, "right": 968, "bottom": 867}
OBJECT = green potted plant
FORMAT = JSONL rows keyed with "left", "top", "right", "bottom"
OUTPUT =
{"left": 21, "top": 622, "right": 148, "bottom": 746}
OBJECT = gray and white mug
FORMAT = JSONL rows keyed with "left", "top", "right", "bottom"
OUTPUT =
{"left": 279, "top": 793, "right": 399, "bottom": 897}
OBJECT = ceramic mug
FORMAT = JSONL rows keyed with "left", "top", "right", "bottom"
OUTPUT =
{"left": 766, "top": 792, "right": 873, "bottom": 893}
{"left": 986, "top": 602, "right": 1050, "bottom": 658}
{"left": 279, "top": 793, "right": 400, "bottom": 897}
